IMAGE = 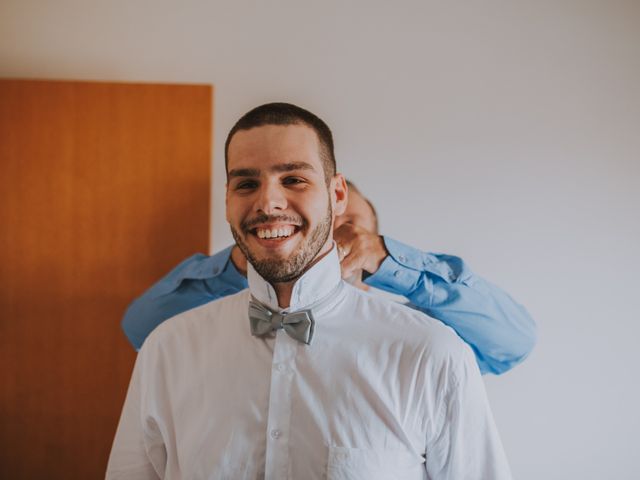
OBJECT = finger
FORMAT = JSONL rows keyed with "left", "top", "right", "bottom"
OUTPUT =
{"left": 334, "top": 223, "right": 357, "bottom": 245}
{"left": 340, "top": 250, "right": 365, "bottom": 278}
{"left": 336, "top": 242, "right": 352, "bottom": 262}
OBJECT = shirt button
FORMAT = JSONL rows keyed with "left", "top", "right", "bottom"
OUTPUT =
{"left": 393, "top": 270, "right": 401, "bottom": 277}
{"left": 398, "top": 255, "right": 407, "bottom": 262}
{"left": 270, "top": 429, "right": 281, "bottom": 439}
{"left": 276, "top": 363, "right": 287, "bottom": 373}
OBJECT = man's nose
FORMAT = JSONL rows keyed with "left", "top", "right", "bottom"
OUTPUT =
{"left": 255, "top": 182, "right": 287, "bottom": 214}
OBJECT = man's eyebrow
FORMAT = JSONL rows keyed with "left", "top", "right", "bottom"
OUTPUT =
{"left": 271, "top": 162, "right": 315, "bottom": 173}
{"left": 228, "top": 168, "right": 260, "bottom": 178}
{"left": 229, "top": 162, "right": 316, "bottom": 178}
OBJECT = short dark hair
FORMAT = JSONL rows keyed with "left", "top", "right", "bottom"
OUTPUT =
{"left": 224, "top": 102, "right": 336, "bottom": 184}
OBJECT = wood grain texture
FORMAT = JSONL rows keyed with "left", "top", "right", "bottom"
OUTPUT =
{"left": 0, "top": 79, "right": 212, "bottom": 479}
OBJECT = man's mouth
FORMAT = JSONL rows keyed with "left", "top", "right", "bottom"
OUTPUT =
{"left": 255, "top": 225, "right": 296, "bottom": 239}
{"left": 246, "top": 224, "right": 303, "bottom": 246}
{"left": 241, "top": 215, "right": 305, "bottom": 247}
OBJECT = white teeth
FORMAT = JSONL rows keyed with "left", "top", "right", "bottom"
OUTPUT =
{"left": 256, "top": 226, "right": 295, "bottom": 239}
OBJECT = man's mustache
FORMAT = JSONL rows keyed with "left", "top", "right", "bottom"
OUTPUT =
{"left": 241, "top": 213, "right": 305, "bottom": 232}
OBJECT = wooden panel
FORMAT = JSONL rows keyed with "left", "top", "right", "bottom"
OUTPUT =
{"left": 0, "top": 79, "right": 212, "bottom": 479}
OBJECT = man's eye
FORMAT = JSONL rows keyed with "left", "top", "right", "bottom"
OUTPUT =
{"left": 236, "top": 181, "right": 258, "bottom": 190}
{"left": 282, "top": 177, "right": 305, "bottom": 186}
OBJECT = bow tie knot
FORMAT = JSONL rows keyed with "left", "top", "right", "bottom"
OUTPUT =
{"left": 248, "top": 300, "right": 315, "bottom": 345}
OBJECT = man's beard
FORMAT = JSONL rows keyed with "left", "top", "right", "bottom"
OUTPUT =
{"left": 231, "top": 204, "right": 333, "bottom": 284}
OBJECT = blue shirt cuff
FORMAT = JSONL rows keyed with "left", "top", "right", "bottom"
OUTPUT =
{"left": 366, "top": 251, "right": 422, "bottom": 297}
{"left": 364, "top": 236, "right": 460, "bottom": 295}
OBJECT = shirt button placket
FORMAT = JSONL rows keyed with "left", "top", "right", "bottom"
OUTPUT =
{"left": 264, "top": 331, "right": 297, "bottom": 480}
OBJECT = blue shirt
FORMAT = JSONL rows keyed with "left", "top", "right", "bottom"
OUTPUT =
{"left": 121, "top": 237, "right": 536, "bottom": 374}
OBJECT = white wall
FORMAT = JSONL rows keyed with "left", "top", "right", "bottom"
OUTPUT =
{"left": 2, "top": 1, "right": 638, "bottom": 478}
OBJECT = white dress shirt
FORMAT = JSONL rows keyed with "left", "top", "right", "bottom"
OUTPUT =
{"left": 106, "top": 246, "right": 512, "bottom": 479}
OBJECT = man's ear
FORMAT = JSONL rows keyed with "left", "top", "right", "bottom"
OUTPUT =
{"left": 331, "top": 174, "right": 348, "bottom": 217}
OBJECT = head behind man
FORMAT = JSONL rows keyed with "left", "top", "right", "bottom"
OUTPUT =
{"left": 336, "top": 180, "right": 378, "bottom": 234}
{"left": 225, "top": 103, "right": 348, "bottom": 304}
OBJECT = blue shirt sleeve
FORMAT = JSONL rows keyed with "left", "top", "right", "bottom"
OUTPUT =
{"left": 121, "top": 246, "right": 248, "bottom": 350}
{"left": 364, "top": 236, "right": 537, "bottom": 375}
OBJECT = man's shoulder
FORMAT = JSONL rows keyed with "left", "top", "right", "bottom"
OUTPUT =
{"left": 347, "top": 284, "right": 451, "bottom": 332}
{"left": 142, "top": 288, "right": 251, "bottom": 350}
{"left": 346, "top": 284, "right": 473, "bottom": 365}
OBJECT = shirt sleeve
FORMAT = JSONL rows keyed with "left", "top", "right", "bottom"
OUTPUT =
{"left": 364, "top": 236, "right": 536, "bottom": 375}
{"left": 425, "top": 346, "right": 512, "bottom": 479}
{"left": 106, "top": 352, "right": 165, "bottom": 480}
{"left": 121, "top": 247, "right": 246, "bottom": 351}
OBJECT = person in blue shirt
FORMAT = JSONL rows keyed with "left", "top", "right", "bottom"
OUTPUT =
{"left": 122, "top": 181, "right": 536, "bottom": 375}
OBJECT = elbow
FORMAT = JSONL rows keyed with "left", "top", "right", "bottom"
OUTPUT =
{"left": 476, "top": 309, "right": 538, "bottom": 375}
{"left": 485, "top": 313, "right": 537, "bottom": 375}
{"left": 121, "top": 302, "right": 143, "bottom": 351}
{"left": 513, "top": 308, "right": 537, "bottom": 363}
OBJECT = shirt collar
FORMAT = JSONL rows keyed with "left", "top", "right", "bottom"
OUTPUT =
{"left": 247, "top": 243, "right": 341, "bottom": 312}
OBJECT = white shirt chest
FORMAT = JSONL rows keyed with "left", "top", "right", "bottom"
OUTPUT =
{"left": 145, "top": 288, "right": 432, "bottom": 479}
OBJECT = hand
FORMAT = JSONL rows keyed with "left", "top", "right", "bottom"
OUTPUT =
{"left": 334, "top": 223, "right": 388, "bottom": 280}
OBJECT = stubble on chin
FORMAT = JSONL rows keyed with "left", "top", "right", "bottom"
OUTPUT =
{"left": 230, "top": 207, "right": 332, "bottom": 284}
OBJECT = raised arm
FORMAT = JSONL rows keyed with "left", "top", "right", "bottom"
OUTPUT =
{"left": 121, "top": 246, "right": 247, "bottom": 350}
{"left": 337, "top": 224, "right": 536, "bottom": 375}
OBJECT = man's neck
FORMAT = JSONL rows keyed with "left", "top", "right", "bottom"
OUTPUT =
{"left": 272, "top": 282, "right": 295, "bottom": 310}
{"left": 271, "top": 242, "right": 334, "bottom": 309}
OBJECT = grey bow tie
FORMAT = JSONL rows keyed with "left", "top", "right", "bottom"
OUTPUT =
{"left": 248, "top": 300, "right": 315, "bottom": 345}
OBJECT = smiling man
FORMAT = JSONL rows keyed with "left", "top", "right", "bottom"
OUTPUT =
{"left": 107, "top": 103, "right": 512, "bottom": 479}
{"left": 225, "top": 120, "right": 341, "bottom": 304}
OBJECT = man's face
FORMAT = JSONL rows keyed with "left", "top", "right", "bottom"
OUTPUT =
{"left": 226, "top": 124, "right": 346, "bottom": 283}
{"left": 334, "top": 189, "right": 377, "bottom": 233}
